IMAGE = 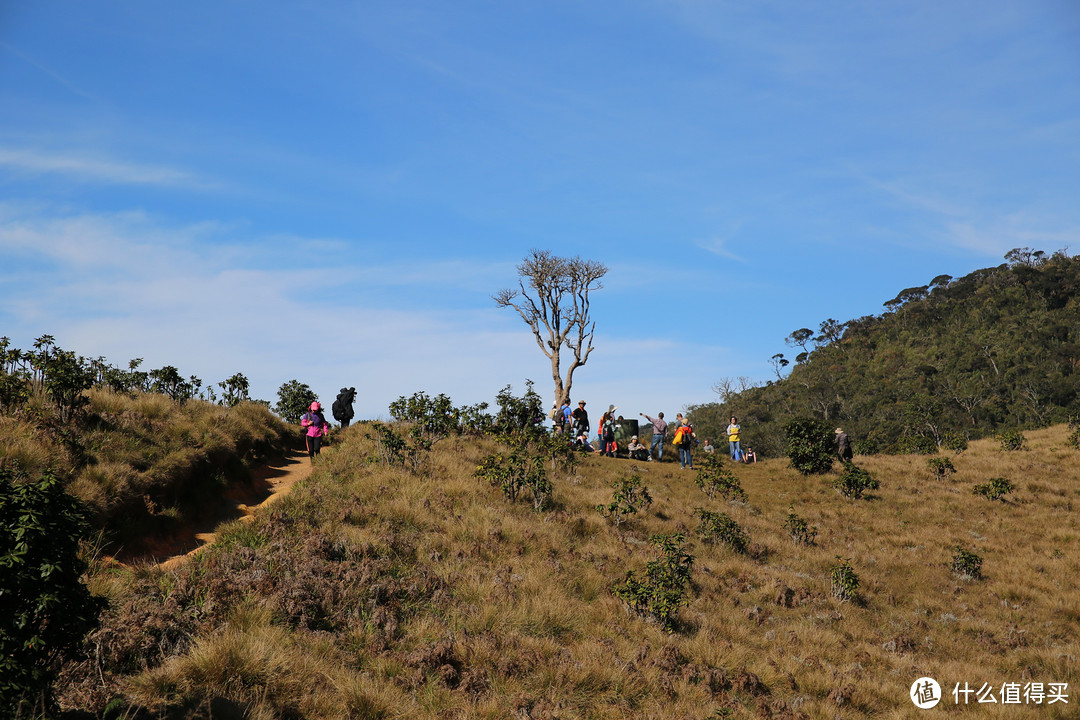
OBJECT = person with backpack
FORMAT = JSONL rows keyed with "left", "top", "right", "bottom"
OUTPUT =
{"left": 332, "top": 387, "right": 356, "bottom": 429}
{"left": 301, "top": 401, "right": 330, "bottom": 458}
{"left": 835, "top": 428, "right": 853, "bottom": 462}
{"left": 673, "top": 418, "right": 696, "bottom": 469}
{"left": 600, "top": 404, "right": 618, "bottom": 457}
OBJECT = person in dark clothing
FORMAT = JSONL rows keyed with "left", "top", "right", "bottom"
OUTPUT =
{"left": 332, "top": 387, "right": 356, "bottom": 428}
{"left": 571, "top": 401, "right": 589, "bottom": 436}
{"left": 835, "top": 428, "right": 853, "bottom": 462}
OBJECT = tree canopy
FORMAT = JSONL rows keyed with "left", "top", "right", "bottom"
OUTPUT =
{"left": 689, "top": 248, "right": 1080, "bottom": 456}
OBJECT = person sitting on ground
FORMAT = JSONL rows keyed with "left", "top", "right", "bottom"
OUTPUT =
{"left": 703, "top": 438, "right": 715, "bottom": 454}
{"left": 743, "top": 446, "right": 757, "bottom": 463}
{"left": 627, "top": 435, "right": 650, "bottom": 461}
{"left": 574, "top": 432, "right": 596, "bottom": 453}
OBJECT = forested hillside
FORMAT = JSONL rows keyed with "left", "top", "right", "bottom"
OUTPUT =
{"left": 690, "top": 248, "right": 1080, "bottom": 457}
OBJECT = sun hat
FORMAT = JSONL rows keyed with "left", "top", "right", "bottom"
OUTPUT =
{"left": 310, "top": 401, "right": 321, "bottom": 411}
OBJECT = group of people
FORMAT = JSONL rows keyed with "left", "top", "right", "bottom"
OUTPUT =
{"left": 300, "top": 386, "right": 357, "bottom": 458}
{"left": 550, "top": 401, "right": 756, "bottom": 470}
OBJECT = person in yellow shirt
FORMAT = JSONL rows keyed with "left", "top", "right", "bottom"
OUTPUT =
{"left": 726, "top": 416, "right": 742, "bottom": 461}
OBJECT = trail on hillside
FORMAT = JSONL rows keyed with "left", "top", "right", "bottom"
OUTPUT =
{"left": 111, "top": 449, "right": 314, "bottom": 571}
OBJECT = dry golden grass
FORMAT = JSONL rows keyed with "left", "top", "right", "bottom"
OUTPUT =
{"left": 92, "top": 423, "right": 1079, "bottom": 719}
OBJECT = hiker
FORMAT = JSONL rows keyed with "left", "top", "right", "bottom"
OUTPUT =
{"left": 600, "top": 405, "right": 618, "bottom": 457}
{"left": 703, "top": 438, "right": 715, "bottom": 454}
{"left": 571, "top": 400, "right": 589, "bottom": 437}
{"left": 641, "top": 412, "right": 667, "bottom": 461}
{"left": 573, "top": 431, "right": 596, "bottom": 453}
{"left": 627, "top": 435, "right": 650, "bottom": 461}
{"left": 835, "top": 428, "right": 853, "bottom": 462}
{"left": 561, "top": 399, "right": 574, "bottom": 433}
{"left": 727, "top": 416, "right": 742, "bottom": 462}
{"left": 301, "top": 401, "right": 330, "bottom": 457}
{"left": 332, "top": 387, "right": 356, "bottom": 429}
{"left": 673, "top": 418, "right": 696, "bottom": 469}
{"left": 743, "top": 446, "right": 757, "bottom": 463}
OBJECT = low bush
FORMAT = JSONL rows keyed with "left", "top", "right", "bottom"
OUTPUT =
{"left": 830, "top": 558, "right": 860, "bottom": 603}
{"left": 613, "top": 533, "right": 694, "bottom": 631}
{"left": 694, "top": 508, "right": 749, "bottom": 554}
{"left": 973, "top": 477, "right": 1014, "bottom": 501}
{"left": 927, "top": 456, "right": 956, "bottom": 481}
{"left": 597, "top": 472, "right": 653, "bottom": 527}
{"left": 833, "top": 462, "right": 879, "bottom": 499}
{"left": 997, "top": 429, "right": 1026, "bottom": 452}
{"left": 693, "top": 454, "right": 747, "bottom": 502}
{"left": 942, "top": 432, "right": 969, "bottom": 455}
{"left": 951, "top": 546, "right": 983, "bottom": 580}
{"left": 783, "top": 507, "right": 817, "bottom": 546}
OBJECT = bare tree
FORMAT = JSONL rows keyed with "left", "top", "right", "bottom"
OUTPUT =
{"left": 494, "top": 250, "right": 607, "bottom": 406}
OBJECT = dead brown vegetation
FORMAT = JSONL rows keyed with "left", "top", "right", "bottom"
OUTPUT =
{"left": 57, "top": 423, "right": 1080, "bottom": 718}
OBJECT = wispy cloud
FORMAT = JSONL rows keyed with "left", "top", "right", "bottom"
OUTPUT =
{"left": 0, "top": 205, "right": 730, "bottom": 416}
{"left": 0, "top": 146, "right": 210, "bottom": 188}
{"left": 0, "top": 41, "right": 96, "bottom": 101}
{"left": 696, "top": 235, "right": 745, "bottom": 262}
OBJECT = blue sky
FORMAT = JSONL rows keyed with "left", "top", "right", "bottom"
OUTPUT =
{"left": 1, "top": 1, "right": 1078, "bottom": 420}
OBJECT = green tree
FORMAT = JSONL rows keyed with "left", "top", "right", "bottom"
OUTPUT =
{"left": 218, "top": 372, "right": 251, "bottom": 407}
{"left": 783, "top": 417, "right": 834, "bottom": 475}
{"left": 275, "top": 379, "right": 318, "bottom": 423}
{"left": 0, "top": 467, "right": 104, "bottom": 713}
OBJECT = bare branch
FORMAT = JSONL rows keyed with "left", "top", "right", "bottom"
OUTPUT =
{"left": 495, "top": 250, "right": 607, "bottom": 405}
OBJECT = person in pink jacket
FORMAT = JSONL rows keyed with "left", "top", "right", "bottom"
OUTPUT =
{"left": 301, "top": 401, "right": 329, "bottom": 458}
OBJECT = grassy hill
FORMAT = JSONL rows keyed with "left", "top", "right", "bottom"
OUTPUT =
{"left": 688, "top": 249, "right": 1080, "bottom": 457}
{"left": 55, "top": 418, "right": 1080, "bottom": 719}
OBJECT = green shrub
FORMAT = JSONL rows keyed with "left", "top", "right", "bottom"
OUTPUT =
{"left": 927, "top": 456, "right": 957, "bottom": 481}
{"left": 942, "top": 432, "right": 969, "bottom": 455}
{"left": 973, "top": 477, "right": 1014, "bottom": 501}
{"left": 0, "top": 466, "right": 105, "bottom": 712}
{"left": 693, "top": 454, "right": 747, "bottom": 502}
{"left": 833, "top": 462, "right": 879, "bottom": 499}
{"left": 829, "top": 558, "right": 860, "bottom": 603}
{"left": 951, "top": 546, "right": 983, "bottom": 580}
{"left": 613, "top": 533, "right": 694, "bottom": 631}
{"left": 783, "top": 507, "right": 817, "bottom": 546}
{"left": 896, "top": 434, "right": 937, "bottom": 455}
{"left": 475, "top": 448, "right": 552, "bottom": 511}
{"left": 782, "top": 417, "right": 835, "bottom": 475}
{"left": 997, "top": 429, "right": 1026, "bottom": 452}
{"left": 597, "top": 473, "right": 652, "bottom": 527}
{"left": 275, "top": 379, "right": 318, "bottom": 424}
{"left": 694, "top": 508, "right": 749, "bottom": 554}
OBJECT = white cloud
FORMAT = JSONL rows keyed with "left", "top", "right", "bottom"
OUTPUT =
{"left": 0, "top": 205, "right": 737, "bottom": 419}
{"left": 0, "top": 146, "right": 209, "bottom": 187}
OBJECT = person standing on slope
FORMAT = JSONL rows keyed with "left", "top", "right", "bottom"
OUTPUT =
{"left": 332, "top": 387, "right": 356, "bottom": 429}
{"left": 673, "top": 418, "right": 696, "bottom": 469}
{"left": 641, "top": 412, "right": 667, "bottom": 461}
{"left": 727, "top": 416, "right": 742, "bottom": 462}
{"left": 301, "top": 401, "right": 330, "bottom": 458}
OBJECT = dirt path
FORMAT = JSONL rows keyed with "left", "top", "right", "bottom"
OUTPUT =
{"left": 130, "top": 449, "right": 314, "bottom": 571}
